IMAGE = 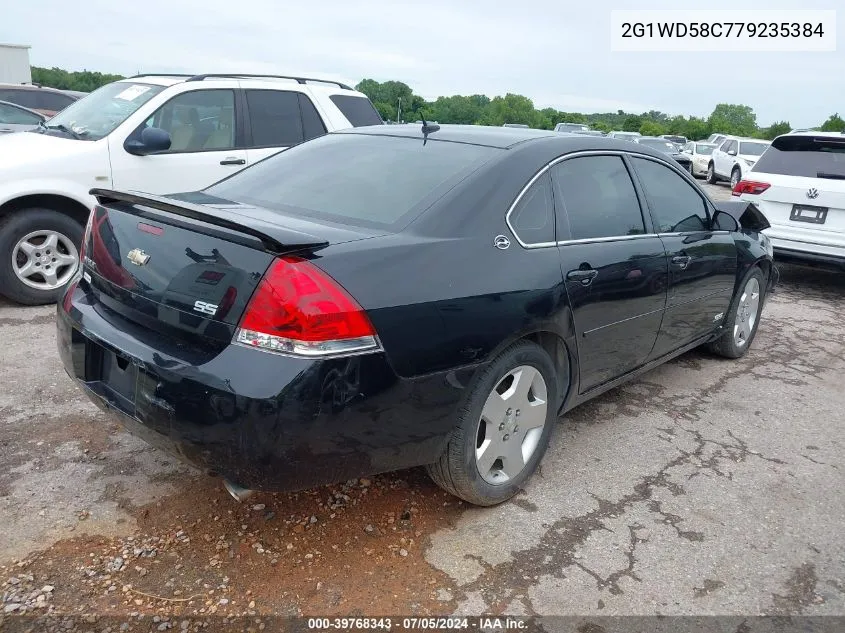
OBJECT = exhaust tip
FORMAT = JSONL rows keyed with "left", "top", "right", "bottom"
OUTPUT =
{"left": 223, "top": 479, "right": 255, "bottom": 503}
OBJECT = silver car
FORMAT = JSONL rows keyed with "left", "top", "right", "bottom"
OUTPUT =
{"left": 0, "top": 100, "right": 46, "bottom": 134}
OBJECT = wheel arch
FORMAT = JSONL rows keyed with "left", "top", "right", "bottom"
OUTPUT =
{"left": 0, "top": 194, "right": 91, "bottom": 227}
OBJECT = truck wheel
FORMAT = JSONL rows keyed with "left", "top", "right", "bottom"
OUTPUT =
{"left": 0, "top": 209, "right": 84, "bottom": 306}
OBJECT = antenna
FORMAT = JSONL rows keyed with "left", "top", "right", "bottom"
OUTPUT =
{"left": 420, "top": 116, "right": 440, "bottom": 146}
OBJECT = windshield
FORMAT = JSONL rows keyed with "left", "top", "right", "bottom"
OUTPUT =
{"left": 739, "top": 141, "right": 768, "bottom": 156}
{"left": 44, "top": 82, "right": 165, "bottom": 141}
{"left": 638, "top": 139, "right": 676, "bottom": 152}
{"left": 696, "top": 144, "right": 715, "bottom": 155}
{"left": 664, "top": 136, "right": 686, "bottom": 143}
{"left": 206, "top": 133, "right": 502, "bottom": 229}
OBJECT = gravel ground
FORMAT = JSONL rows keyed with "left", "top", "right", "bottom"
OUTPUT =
{"left": 1, "top": 178, "right": 843, "bottom": 621}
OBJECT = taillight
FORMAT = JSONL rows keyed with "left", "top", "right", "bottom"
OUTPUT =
{"left": 732, "top": 180, "right": 770, "bottom": 196}
{"left": 234, "top": 256, "right": 379, "bottom": 358}
{"left": 62, "top": 279, "right": 79, "bottom": 313}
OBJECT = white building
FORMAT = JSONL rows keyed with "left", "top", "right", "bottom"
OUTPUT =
{"left": 0, "top": 43, "right": 32, "bottom": 84}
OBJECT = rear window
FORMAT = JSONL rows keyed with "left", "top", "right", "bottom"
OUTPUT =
{"left": 329, "top": 95, "right": 383, "bottom": 127}
{"left": 753, "top": 135, "right": 845, "bottom": 178}
{"left": 205, "top": 133, "right": 501, "bottom": 229}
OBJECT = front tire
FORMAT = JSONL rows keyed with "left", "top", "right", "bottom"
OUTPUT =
{"left": 708, "top": 267, "right": 767, "bottom": 359}
{"left": 706, "top": 163, "right": 718, "bottom": 184}
{"left": 0, "top": 209, "right": 83, "bottom": 305}
{"left": 426, "top": 341, "right": 559, "bottom": 506}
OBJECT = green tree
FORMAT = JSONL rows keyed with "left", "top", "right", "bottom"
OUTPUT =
{"left": 683, "top": 116, "right": 711, "bottom": 141}
{"left": 707, "top": 103, "right": 757, "bottom": 136}
{"left": 31, "top": 66, "right": 124, "bottom": 92}
{"left": 758, "top": 121, "right": 791, "bottom": 140}
{"left": 820, "top": 113, "right": 845, "bottom": 132}
{"left": 622, "top": 115, "right": 643, "bottom": 132}
{"left": 477, "top": 93, "right": 538, "bottom": 127}
{"left": 639, "top": 120, "right": 665, "bottom": 136}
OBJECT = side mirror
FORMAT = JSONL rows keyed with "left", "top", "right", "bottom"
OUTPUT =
{"left": 124, "top": 126, "right": 171, "bottom": 156}
{"left": 727, "top": 149, "right": 737, "bottom": 156}
{"left": 711, "top": 209, "right": 740, "bottom": 232}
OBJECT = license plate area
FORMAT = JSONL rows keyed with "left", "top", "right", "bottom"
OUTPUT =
{"left": 790, "top": 204, "right": 828, "bottom": 225}
{"left": 85, "top": 341, "right": 138, "bottom": 414}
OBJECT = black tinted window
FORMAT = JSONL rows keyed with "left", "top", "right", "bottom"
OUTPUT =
{"left": 206, "top": 134, "right": 500, "bottom": 229}
{"left": 509, "top": 173, "right": 555, "bottom": 244}
{"left": 632, "top": 157, "right": 709, "bottom": 233}
{"left": 37, "top": 92, "right": 74, "bottom": 111}
{"left": 299, "top": 94, "right": 326, "bottom": 140}
{"left": 246, "top": 90, "right": 303, "bottom": 147}
{"left": 753, "top": 135, "right": 845, "bottom": 177}
{"left": 329, "top": 95, "right": 383, "bottom": 127}
{"left": 552, "top": 156, "right": 645, "bottom": 240}
{"left": 0, "top": 89, "right": 37, "bottom": 109}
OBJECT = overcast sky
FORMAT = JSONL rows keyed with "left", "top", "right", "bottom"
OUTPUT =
{"left": 2, "top": 0, "right": 842, "bottom": 127}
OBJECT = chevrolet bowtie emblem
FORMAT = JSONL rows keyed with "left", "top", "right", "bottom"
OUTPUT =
{"left": 127, "top": 248, "right": 151, "bottom": 266}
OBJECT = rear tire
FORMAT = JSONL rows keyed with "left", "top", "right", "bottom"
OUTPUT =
{"left": 708, "top": 267, "right": 767, "bottom": 359}
{"left": 426, "top": 341, "right": 559, "bottom": 506}
{"left": 706, "top": 163, "right": 718, "bottom": 184}
{"left": 0, "top": 209, "right": 84, "bottom": 306}
{"left": 730, "top": 167, "right": 741, "bottom": 189}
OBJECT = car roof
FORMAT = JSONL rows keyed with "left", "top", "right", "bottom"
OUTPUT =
{"left": 118, "top": 74, "right": 365, "bottom": 94}
{"left": 782, "top": 130, "right": 845, "bottom": 139}
{"left": 335, "top": 124, "right": 676, "bottom": 156}
{"left": 0, "top": 82, "right": 68, "bottom": 93}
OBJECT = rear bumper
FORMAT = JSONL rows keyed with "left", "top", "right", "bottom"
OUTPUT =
{"left": 770, "top": 236, "right": 845, "bottom": 270}
{"left": 57, "top": 284, "right": 465, "bottom": 492}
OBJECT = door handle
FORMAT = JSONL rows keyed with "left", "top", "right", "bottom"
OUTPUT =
{"left": 671, "top": 255, "right": 692, "bottom": 269}
{"left": 566, "top": 269, "right": 599, "bottom": 286}
{"left": 220, "top": 157, "right": 246, "bottom": 165}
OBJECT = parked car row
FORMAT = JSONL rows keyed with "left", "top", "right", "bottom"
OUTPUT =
{"left": 0, "top": 73, "right": 383, "bottom": 305}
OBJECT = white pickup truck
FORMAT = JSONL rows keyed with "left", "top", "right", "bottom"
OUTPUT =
{"left": 0, "top": 73, "right": 382, "bottom": 304}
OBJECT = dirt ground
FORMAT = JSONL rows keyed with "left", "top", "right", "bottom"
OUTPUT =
{"left": 1, "top": 180, "right": 843, "bottom": 626}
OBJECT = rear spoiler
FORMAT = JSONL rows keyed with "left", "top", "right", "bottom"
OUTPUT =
{"left": 90, "top": 188, "right": 329, "bottom": 254}
{"left": 712, "top": 200, "right": 770, "bottom": 232}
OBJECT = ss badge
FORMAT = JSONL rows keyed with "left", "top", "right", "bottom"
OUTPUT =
{"left": 193, "top": 300, "right": 219, "bottom": 316}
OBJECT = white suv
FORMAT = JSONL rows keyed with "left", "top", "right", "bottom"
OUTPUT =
{"left": 0, "top": 73, "right": 382, "bottom": 304}
{"left": 733, "top": 131, "right": 845, "bottom": 268}
{"left": 707, "top": 136, "right": 771, "bottom": 189}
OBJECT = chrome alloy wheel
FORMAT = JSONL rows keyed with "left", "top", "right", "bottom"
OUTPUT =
{"left": 733, "top": 276, "right": 761, "bottom": 348}
{"left": 12, "top": 230, "right": 79, "bottom": 291}
{"left": 475, "top": 365, "right": 548, "bottom": 485}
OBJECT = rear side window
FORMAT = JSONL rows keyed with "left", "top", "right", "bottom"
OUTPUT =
{"left": 206, "top": 134, "right": 500, "bottom": 229}
{"left": 509, "top": 172, "right": 555, "bottom": 245}
{"left": 299, "top": 94, "right": 327, "bottom": 140}
{"left": 329, "top": 95, "right": 383, "bottom": 127}
{"left": 753, "top": 135, "right": 845, "bottom": 177}
{"left": 552, "top": 155, "right": 645, "bottom": 240}
{"left": 246, "top": 90, "right": 303, "bottom": 147}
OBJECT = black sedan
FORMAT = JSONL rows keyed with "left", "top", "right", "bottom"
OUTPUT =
{"left": 57, "top": 125, "right": 776, "bottom": 506}
{"left": 633, "top": 136, "right": 694, "bottom": 172}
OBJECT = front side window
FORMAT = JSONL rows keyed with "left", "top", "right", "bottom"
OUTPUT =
{"left": 144, "top": 89, "right": 235, "bottom": 152}
{"left": 47, "top": 82, "right": 165, "bottom": 141}
{"left": 552, "top": 155, "right": 645, "bottom": 240}
{"left": 632, "top": 157, "right": 709, "bottom": 233}
{"left": 509, "top": 172, "right": 555, "bottom": 245}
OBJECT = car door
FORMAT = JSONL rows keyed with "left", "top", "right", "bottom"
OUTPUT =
{"left": 715, "top": 139, "right": 736, "bottom": 177}
{"left": 629, "top": 156, "right": 738, "bottom": 358}
{"left": 109, "top": 88, "right": 248, "bottom": 194}
{"left": 242, "top": 90, "right": 327, "bottom": 165}
{"left": 551, "top": 154, "right": 668, "bottom": 392}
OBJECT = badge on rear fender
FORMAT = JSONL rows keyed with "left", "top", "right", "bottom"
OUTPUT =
{"left": 127, "top": 248, "right": 151, "bottom": 266}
